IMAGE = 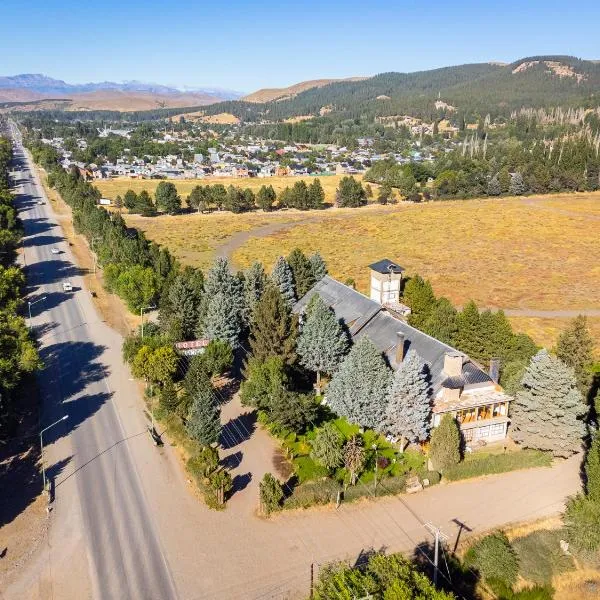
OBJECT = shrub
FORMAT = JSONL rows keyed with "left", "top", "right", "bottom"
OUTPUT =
{"left": 512, "top": 529, "right": 574, "bottom": 585}
{"left": 564, "top": 493, "right": 600, "bottom": 554}
{"left": 429, "top": 414, "right": 460, "bottom": 472}
{"left": 420, "top": 470, "right": 441, "bottom": 486}
{"left": 201, "top": 339, "right": 233, "bottom": 377}
{"left": 464, "top": 532, "right": 519, "bottom": 587}
{"left": 283, "top": 478, "right": 341, "bottom": 510}
{"left": 443, "top": 450, "right": 551, "bottom": 481}
{"left": 260, "top": 473, "right": 284, "bottom": 515}
{"left": 310, "top": 422, "right": 344, "bottom": 470}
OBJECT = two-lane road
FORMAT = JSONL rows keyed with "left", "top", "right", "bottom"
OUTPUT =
{"left": 7, "top": 124, "right": 178, "bottom": 600}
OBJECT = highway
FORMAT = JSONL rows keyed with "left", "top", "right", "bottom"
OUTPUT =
{"left": 7, "top": 123, "right": 178, "bottom": 600}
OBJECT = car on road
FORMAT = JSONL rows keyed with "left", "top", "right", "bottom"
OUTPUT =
{"left": 36, "top": 200, "right": 44, "bottom": 205}
{"left": 62, "top": 282, "right": 73, "bottom": 292}
{"left": 51, "top": 248, "right": 60, "bottom": 255}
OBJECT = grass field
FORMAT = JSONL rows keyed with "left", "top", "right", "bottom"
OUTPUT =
{"left": 95, "top": 174, "right": 361, "bottom": 205}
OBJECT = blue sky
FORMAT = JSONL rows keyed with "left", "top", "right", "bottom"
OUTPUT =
{"left": 1, "top": 0, "right": 599, "bottom": 93}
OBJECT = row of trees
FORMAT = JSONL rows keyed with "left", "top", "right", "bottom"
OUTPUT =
{"left": 0, "top": 135, "right": 41, "bottom": 441}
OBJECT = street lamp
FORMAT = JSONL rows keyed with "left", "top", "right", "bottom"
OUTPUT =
{"left": 372, "top": 443, "right": 378, "bottom": 492}
{"left": 28, "top": 295, "right": 47, "bottom": 322}
{"left": 40, "top": 414, "right": 68, "bottom": 492}
{"left": 140, "top": 305, "right": 156, "bottom": 338}
{"left": 90, "top": 236, "right": 102, "bottom": 274}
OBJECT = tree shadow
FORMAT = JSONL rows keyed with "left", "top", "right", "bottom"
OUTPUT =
{"left": 220, "top": 450, "right": 243, "bottom": 470}
{"left": 229, "top": 472, "right": 252, "bottom": 497}
{"left": 24, "top": 259, "right": 87, "bottom": 289}
{"left": 220, "top": 411, "right": 256, "bottom": 449}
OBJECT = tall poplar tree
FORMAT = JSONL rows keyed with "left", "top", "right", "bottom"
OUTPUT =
{"left": 511, "top": 350, "right": 587, "bottom": 457}
{"left": 326, "top": 337, "right": 391, "bottom": 429}
{"left": 382, "top": 350, "right": 431, "bottom": 448}
{"left": 297, "top": 294, "right": 348, "bottom": 393}
{"left": 557, "top": 315, "right": 594, "bottom": 395}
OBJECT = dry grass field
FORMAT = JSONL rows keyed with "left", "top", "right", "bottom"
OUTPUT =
{"left": 95, "top": 174, "right": 360, "bottom": 205}
{"left": 119, "top": 191, "right": 599, "bottom": 350}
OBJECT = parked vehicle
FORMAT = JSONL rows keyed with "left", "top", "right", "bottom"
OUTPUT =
{"left": 62, "top": 282, "right": 73, "bottom": 292}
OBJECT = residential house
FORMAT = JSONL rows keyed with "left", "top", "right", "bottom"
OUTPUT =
{"left": 293, "top": 264, "right": 512, "bottom": 445}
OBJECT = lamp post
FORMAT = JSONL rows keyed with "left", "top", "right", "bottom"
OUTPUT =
{"left": 140, "top": 305, "right": 156, "bottom": 338}
{"left": 90, "top": 237, "right": 101, "bottom": 274}
{"left": 372, "top": 443, "right": 378, "bottom": 493}
{"left": 28, "top": 295, "right": 47, "bottom": 322}
{"left": 40, "top": 414, "right": 68, "bottom": 492}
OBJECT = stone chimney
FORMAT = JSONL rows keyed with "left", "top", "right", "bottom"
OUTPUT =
{"left": 395, "top": 332, "right": 405, "bottom": 364}
{"left": 443, "top": 352, "right": 463, "bottom": 377}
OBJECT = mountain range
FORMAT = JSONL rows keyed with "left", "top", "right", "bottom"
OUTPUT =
{"left": 0, "top": 74, "right": 242, "bottom": 111}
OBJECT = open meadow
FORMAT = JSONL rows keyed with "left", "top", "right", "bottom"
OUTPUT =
{"left": 95, "top": 173, "right": 360, "bottom": 204}
{"left": 122, "top": 191, "right": 600, "bottom": 351}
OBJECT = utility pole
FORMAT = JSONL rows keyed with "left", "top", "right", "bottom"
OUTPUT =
{"left": 372, "top": 444, "right": 378, "bottom": 493}
{"left": 424, "top": 522, "right": 449, "bottom": 587}
{"left": 28, "top": 295, "right": 47, "bottom": 323}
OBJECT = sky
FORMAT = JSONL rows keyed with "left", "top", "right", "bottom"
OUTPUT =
{"left": 1, "top": 0, "right": 599, "bottom": 93}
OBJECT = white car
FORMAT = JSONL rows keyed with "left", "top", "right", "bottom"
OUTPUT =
{"left": 62, "top": 282, "right": 73, "bottom": 292}
{"left": 51, "top": 248, "right": 60, "bottom": 255}
{"left": 36, "top": 200, "right": 44, "bottom": 205}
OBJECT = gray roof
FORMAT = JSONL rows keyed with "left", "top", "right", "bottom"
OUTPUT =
{"left": 368, "top": 258, "right": 404, "bottom": 274}
{"left": 294, "top": 275, "right": 492, "bottom": 394}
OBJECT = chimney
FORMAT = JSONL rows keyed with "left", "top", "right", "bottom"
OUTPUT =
{"left": 395, "top": 332, "right": 405, "bottom": 364}
{"left": 443, "top": 352, "right": 463, "bottom": 377}
{"left": 489, "top": 358, "right": 500, "bottom": 384}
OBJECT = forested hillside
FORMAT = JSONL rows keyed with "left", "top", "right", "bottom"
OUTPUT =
{"left": 204, "top": 55, "right": 600, "bottom": 124}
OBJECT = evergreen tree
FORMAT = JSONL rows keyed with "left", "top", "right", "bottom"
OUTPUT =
{"left": 135, "top": 189, "right": 155, "bottom": 216}
{"left": 404, "top": 275, "right": 436, "bottom": 329}
{"left": 289, "top": 180, "right": 309, "bottom": 209}
{"left": 511, "top": 350, "right": 587, "bottom": 457}
{"left": 487, "top": 176, "right": 502, "bottom": 196}
{"left": 240, "top": 356, "right": 287, "bottom": 410}
{"left": 382, "top": 350, "right": 431, "bottom": 448}
{"left": 287, "top": 248, "right": 315, "bottom": 298}
{"left": 256, "top": 185, "right": 276, "bottom": 211}
{"left": 269, "top": 388, "right": 318, "bottom": 432}
{"left": 308, "top": 178, "right": 325, "bottom": 209}
{"left": 243, "top": 261, "right": 267, "bottom": 325}
{"left": 309, "top": 252, "right": 328, "bottom": 281}
{"left": 186, "top": 382, "right": 221, "bottom": 447}
{"left": 200, "top": 256, "right": 245, "bottom": 328}
{"left": 259, "top": 473, "right": 284, "bottom": 515}
{"left": 310, "top": 422, "right": 344, "bottom": 470}
{"left": 377, "top": 182, "right": 392, "bottom": 204}
{"left": 113, "top": 194, "right": 123, "bottom": 212}
{"left": 326, "top": 337, "right": 392, "bottom": 429}
{"left": 585, "top": 429, "right": 600, "bottom": 502}
{"left": 364, "top": 183, "right": 373, "bottom": 199}
{"left": 164, "top": 269, "right": 202, "bottom": 340}
{"left": 335, "top": 176, "right": 366, "bottom": 208}
{"left": 123, "top": 189, "right": 138, "bottom": 210}
{"left": 271, "top": 256, "right": 296, "bottom": 306}
{"left": 201, "top": 291, "right": 242, "bottom": 349}
{"left": 429, "top": 414, "right": 461, "bottom": 472}
{"left": 155, "top": 181, "right": 181, "bottom": 214}
{"left": 159, "top": 380, "right": 180, "bottom": 413}
{"left": 248, "top": 283, "right": 297, "bottom": 365}
{"left": 509, "top": 172, "right": 526, "bottom": 195}
{"left": 557, "top": 315, "right": 594, "bottom": 395}
{"left": 297, "top": 294, "right": 349, "bottom": 392}
{"left": 454, "top": 301, "right": 485, "bottom": 361}
{"left": 422, "top": 298, "right": 458, "bottom": 345}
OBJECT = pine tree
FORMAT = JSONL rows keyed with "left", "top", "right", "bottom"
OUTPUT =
{"left": 200, "top": 256, "right": 244, "bottom": 330}
{"left": 186, "top": 383, "right": 221, "bottom": 447}
{"left": 155, "top": 181, "right": 181, "bottom": 214}
{"left": 123, "top": 189, "right": 137, "bottom": 210}
{"left": 308, "top": 178, "right": 325, "bottom": 209}
{"left": 297, "top": 294, "right": 349, "bottom": 393}
{"left": 113, "top": 195, "right": 123, "bottom": 212}
{"left": 271, "top": 256, "right": 296, "bottom": 307}
{"left": 335, "top": 176, "right": 366, "bottom": 208}
{"left": 201, "top": 291, "right": 242, "bottom": 348}
{"left": 257, "top": 185, "right": 276, "bottom": 211}
{"left": 259, "top": 473, "right": 284, "bottom": 515}
{"left": 454, "top": 301, "right": 485, "bottom": 361}
{"left": 509, "top": 172, "right": 526, "bottom": 195}
{"left": 248, "top": 283, "right": 297, "bottom": 365}
{"left": 511, "top": 350, "right": 587, "bottom": 457}
{"left": 165, "top": 271, "right": 202, "bottom": 340}
{"left": 287, "top": 248, "right": 315, "bottom": 298}
{"left": 487, "top": 176, "right": 502, "bottom": 196}
{"left": 310, "top": 422, "right": 344, "bottom": 470}
{"left": 429, "top": 414, "right": 461, "bottom": 472}
{"left": 585, "top": 429, "right": 600, "bottom": 502}
{"left": 404, "top": 275, "right": 436, "bottom": 329}
{"left": 159, "top": 380, "right": 180, "bottom": 413}
{"left": 557, "top": 315, "right": 594, "bottom": 395}
{"left": 382, "top": 350, "right": 431, "bottom": 448}
{"left": 243, "top": 262, "right": 267, "bottom": 325}
{"left": 423, "top": 298, "right": 458, "bottom": 346}
{"left": 326, "top": 337, "right": 392, "bottom": 429}
{"left": 136, "top": 189, "right": 155, "bottom": 216}
{"left": 309, "top": 252, "right": 327, "bottom": 281}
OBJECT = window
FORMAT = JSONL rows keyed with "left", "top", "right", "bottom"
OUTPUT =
{"left": 492, "top": 402, "right": 507, "bottom": 418}
{"left": 476, "top": 426, "right": 490, "bottom": 438}
{"left": 463, "top": 428, "right": 474, "bottom": 442}
{"left": 490, "top": 423, "right": 505, "bottom": 436}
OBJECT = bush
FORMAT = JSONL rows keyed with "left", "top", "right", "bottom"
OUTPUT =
{"left": 420, "top": 470, "right": 441, "bottom": 485}
{"left": 512, "top": 529, "right": 574, "bottom": 585}
{"left": 444, "top": 450, "right": 551, "bottom": 481}
{"left": 260, "top": 473, "right": 284, "bottom": 514}
{"left": 464, "top": 532, "right": 519, "bottom": 587}
{"left": 201, "top": 339, "right": 233, "bottom": 377}
{"left": 564, "top": 493, "right": 600, "bottom": 554}
{"left": 283, "top": 478, "right": 341, "bottom": 510}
